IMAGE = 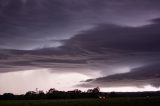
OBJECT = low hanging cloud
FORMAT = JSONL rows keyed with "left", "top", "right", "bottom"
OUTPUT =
{"left": 79, "top": 63, "right": 160, "bottom": 88}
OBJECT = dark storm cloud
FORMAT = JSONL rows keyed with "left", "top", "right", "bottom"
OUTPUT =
{"left": 0, "top": 19, "right": 160, "bottom": 76}
{"left": 0, "top": 0, "right": 72, "bottom": 49}
{"left": 0, "top": 0, "right": 160, "bottom": 49}
{"left": 0, "top": 0, "right": 160, "bottom": 88}
{"left": 65, "top": 19, "right": 160, "bottom": 52}
{"left": 79, "top": 64, "right": 160, "bottom": 88}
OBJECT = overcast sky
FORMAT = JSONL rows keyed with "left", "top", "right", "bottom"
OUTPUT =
{"left": 0, "top": 0, "right": 160, "bottom": 94}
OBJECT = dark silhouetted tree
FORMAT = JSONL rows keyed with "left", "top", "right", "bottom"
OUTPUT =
{"left": 25, "top": 91, "right": 36, "bottom": 96}
{"left": 2, "top": 93, "right": 14, "bottom": 99}
{"left": 47, "top": 88, "right": 57, "bottom": 94}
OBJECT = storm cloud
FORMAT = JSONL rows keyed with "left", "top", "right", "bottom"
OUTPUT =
{"left": 79, "top": 64, "right": 160, "bottom": 88}
{"left": 65, "top": 19, "right": 160, "bottom": 52}
{"left": 0, "top": 19, "right": 160, "bottom": 75}
{"left": 0, "top": 0, "right": 160, "bottom": 49}
{"left": 0, "top": 0, "right": 160, "bottom": 90}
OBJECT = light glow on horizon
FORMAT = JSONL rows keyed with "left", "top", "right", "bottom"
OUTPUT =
{"left": 0, "top": 69, "right": 159, "bottom": 94}
{"left": 0, "top": 69, "right": 90, "bottom": 94}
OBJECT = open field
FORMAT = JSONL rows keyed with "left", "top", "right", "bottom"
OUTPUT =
{"left": 0, "top": 97, "right": 160, "bottom": 106}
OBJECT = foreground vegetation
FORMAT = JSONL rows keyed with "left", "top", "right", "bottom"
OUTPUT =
{"left": 0, "top": 96, "right": 160, "bottom": 106}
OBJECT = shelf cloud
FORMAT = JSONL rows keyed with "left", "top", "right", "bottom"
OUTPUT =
{"left": 0, "top": 0, "right": 160, "bottom": 92}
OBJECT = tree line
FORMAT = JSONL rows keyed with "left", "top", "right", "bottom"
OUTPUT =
{"left": 0, "top": 87, "right": 160, "bottom": 100}
{"left": 0, "top": 87, "right": 102, "bottom": 100}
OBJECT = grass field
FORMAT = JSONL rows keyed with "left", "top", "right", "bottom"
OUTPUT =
{"left": 0, "top": 97, "right": 160, "bottom": 106}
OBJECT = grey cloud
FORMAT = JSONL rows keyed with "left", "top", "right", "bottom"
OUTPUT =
{"left": 0, "top": 49, "right": 90, "bottom": 73}
{"left": 0, "top": 0, "right": 160, "bottom": 49}
{"left": 79, "top": 64, "right": 160, "bottom": 88}
{"left": 0, "top": 19, "right": 160, "bottom": 76}
{"left": 1, "top": 0, "right": 160, "bottom": 92}
{"left": 65, "top": 20, "right": 160, "bottom": 52}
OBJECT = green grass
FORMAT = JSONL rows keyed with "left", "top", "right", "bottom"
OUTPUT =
{"left": 0, "top": 97, "right": 160, "bottom": 106}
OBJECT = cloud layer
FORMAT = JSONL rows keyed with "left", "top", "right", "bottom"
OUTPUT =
{"left": 79, "top": 64, "right": 160, "bottom": 88}
{"left": 0, "top": 0, "right": 160, "bottom": 89}
{"left": 0, "top": 0, "right": 160, "bottom": 49}
{"left": 1, "top": 19, "right": 160, "bottom": 76}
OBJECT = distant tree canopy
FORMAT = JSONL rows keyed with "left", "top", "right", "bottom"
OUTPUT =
{"left": 0, "top": 87, "right": 160, "bottom": 100}
{"left": 0, "top": 87, "right": 101, "bottom": 100}
{"left": 25, "top": 91, "right": 37, "bottom": 96}
{"left": 47, "top": 88, "right": 57, "bottom": 94}
{"left": 87, "top": 87, "right": 100, "bottom": 94}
